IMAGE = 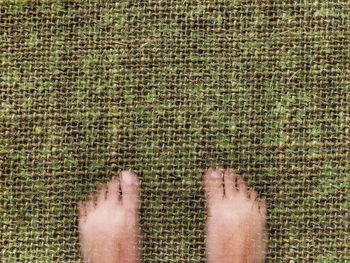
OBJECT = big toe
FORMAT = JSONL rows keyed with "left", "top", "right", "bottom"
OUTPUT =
{"left": 204, "top": 168, "right": 224, "bottom": 206}
{"left": 120, "top": 171, "right": 140, "bottom": 210}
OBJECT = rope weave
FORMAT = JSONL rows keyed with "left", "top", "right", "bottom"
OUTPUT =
{"left": 1, "top": 1, "right": 349, "bottom": 262}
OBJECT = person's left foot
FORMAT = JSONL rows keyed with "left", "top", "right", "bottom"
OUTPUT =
{"left": 78, "top": 171, "right": 140, "bottom": 263}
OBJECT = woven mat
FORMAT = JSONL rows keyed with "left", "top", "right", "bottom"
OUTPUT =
{"left": 1, "top": 1, "right": 349, "bottom": 262}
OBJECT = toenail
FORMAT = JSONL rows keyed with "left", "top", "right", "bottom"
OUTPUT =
{"left": 121, "top": 171, "right": 136, "bottom": 185}
{"left": 210, "top": 169, "right": 223, "bottom": 179}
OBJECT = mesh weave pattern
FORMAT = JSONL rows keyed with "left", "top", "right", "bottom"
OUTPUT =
{"left": 1, "top": 0, "right": 349, "bottom": 262}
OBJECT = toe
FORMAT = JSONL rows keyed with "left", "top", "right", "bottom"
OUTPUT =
{"left": 85, "top": 196, "right": 95, "bottom": 213}
{"left": 78, "top": 202, "right": 88, "bottom": 229}
{"left": 107, "top": 176, "right": 121, "bottom": 203}
{"left": 203, "top": 168, "right": 224, "bottom": 205}
{"left": 96, "top": 183, "right": 107, "bottom": 203}
{"left": 236, "top": 175, "right": 248, "bottom": 197}
{"left": 78, "top": 201, "right": 87, "bottom": 219}
{"left": 248, "top": 189, "right": 258, "bottom": 201}
{"left": 223, "top": 169, "right": 236, "bottom": 199}
{"left": 258, "top": 199, "right": 267, "bottom": 216}
{"left": 120, "top": 171, "right": 140, "bottom": 210}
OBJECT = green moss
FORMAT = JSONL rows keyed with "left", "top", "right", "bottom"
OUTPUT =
{"left": 27, "top": 33, "right": 39, "bottom": 48}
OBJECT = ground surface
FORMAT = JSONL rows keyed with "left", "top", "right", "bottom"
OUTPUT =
{"left": 0, "top": 0, "right": 349, "bottom": 262}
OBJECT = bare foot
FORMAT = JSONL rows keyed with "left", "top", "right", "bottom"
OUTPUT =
{"left": 78, "top": 171, "right": 140, "bottom": 263}
{"left": 204, "top": 168, "right": 267, "bottom": 263}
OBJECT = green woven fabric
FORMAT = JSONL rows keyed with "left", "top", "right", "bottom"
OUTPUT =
{"left": 1, "top": 1, "right": 349, "bottom": 262}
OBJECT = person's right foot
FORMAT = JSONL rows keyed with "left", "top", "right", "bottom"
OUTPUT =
{"left": 204, "top": 168, "right": 267, "bottom": 263}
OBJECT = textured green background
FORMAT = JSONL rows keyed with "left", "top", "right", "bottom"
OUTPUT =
{"left": 1, "top": 0, "right": 349, "bottom": 262}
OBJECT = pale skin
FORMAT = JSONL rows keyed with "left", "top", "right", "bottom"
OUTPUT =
{"left": 78, "top": 169, "right": 267, "bottom": 263}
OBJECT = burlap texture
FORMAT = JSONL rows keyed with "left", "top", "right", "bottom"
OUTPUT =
{"left": 0, "top": 1, "right": 349, "bottom": 262}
